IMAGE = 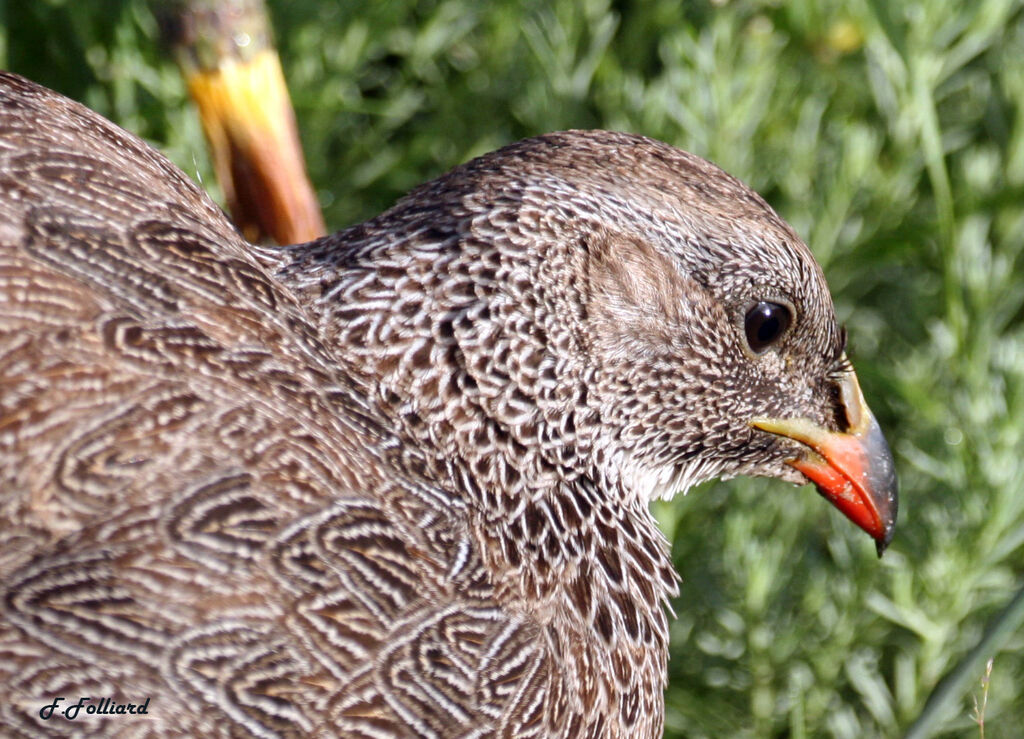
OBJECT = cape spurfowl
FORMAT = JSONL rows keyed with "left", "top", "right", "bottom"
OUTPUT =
{"left": 0, "top": 72, "right": 896, "bottom": 737}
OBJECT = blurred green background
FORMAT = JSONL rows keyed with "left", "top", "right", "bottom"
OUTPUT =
{"left": 3, "top": 0, "right": 1023, "bottom": 736}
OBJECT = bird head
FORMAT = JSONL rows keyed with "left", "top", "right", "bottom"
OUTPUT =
{"left": 459, "top": 131, "right": 898, "bottom": 554}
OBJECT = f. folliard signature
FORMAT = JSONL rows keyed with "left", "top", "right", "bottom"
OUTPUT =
{"left": 39, "top": 696, "right": 151, "bottom": 720}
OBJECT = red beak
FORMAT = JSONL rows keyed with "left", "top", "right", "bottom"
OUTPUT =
{"left": 752, "top": 367, "right": 898, "bottom": 556}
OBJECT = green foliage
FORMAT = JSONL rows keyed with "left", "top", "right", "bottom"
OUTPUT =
{"left": 5, "top": 0, "right": 1024, "bottom": 735}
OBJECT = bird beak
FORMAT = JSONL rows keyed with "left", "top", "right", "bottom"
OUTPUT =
{"left": 751, "top": 367, "right": 898, "bottom": 556}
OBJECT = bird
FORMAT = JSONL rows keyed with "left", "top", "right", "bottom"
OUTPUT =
{"left": 0, "top": 71, "right": 896, "bottom": 738}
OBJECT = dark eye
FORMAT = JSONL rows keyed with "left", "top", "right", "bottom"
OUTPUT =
{"left": 744, "top": 301, "right": 792, "bottom": 353}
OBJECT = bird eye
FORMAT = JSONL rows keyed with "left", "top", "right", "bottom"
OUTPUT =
{"left": 744, "top": 301, "right": 792, "bottom": 353}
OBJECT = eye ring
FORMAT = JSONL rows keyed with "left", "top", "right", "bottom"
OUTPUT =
{"left": 743, "top": 301, "right": 793, "bottom": 353}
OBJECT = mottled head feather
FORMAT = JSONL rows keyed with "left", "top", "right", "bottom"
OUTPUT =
{"left": 283, "top": 130, "right": 844, "bottom": 504}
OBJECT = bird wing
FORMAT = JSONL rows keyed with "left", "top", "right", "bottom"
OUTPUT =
{"left": 0, "top": 73, "right": 550, "bottom": 738}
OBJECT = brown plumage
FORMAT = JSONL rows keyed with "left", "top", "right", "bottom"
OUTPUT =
{"left": 0, "top": 72, "right": 896, "bottom": 737}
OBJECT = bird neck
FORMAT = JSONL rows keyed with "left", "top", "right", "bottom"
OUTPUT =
{"left": 277, "top": 229, "right": 679, "bottom": 656}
